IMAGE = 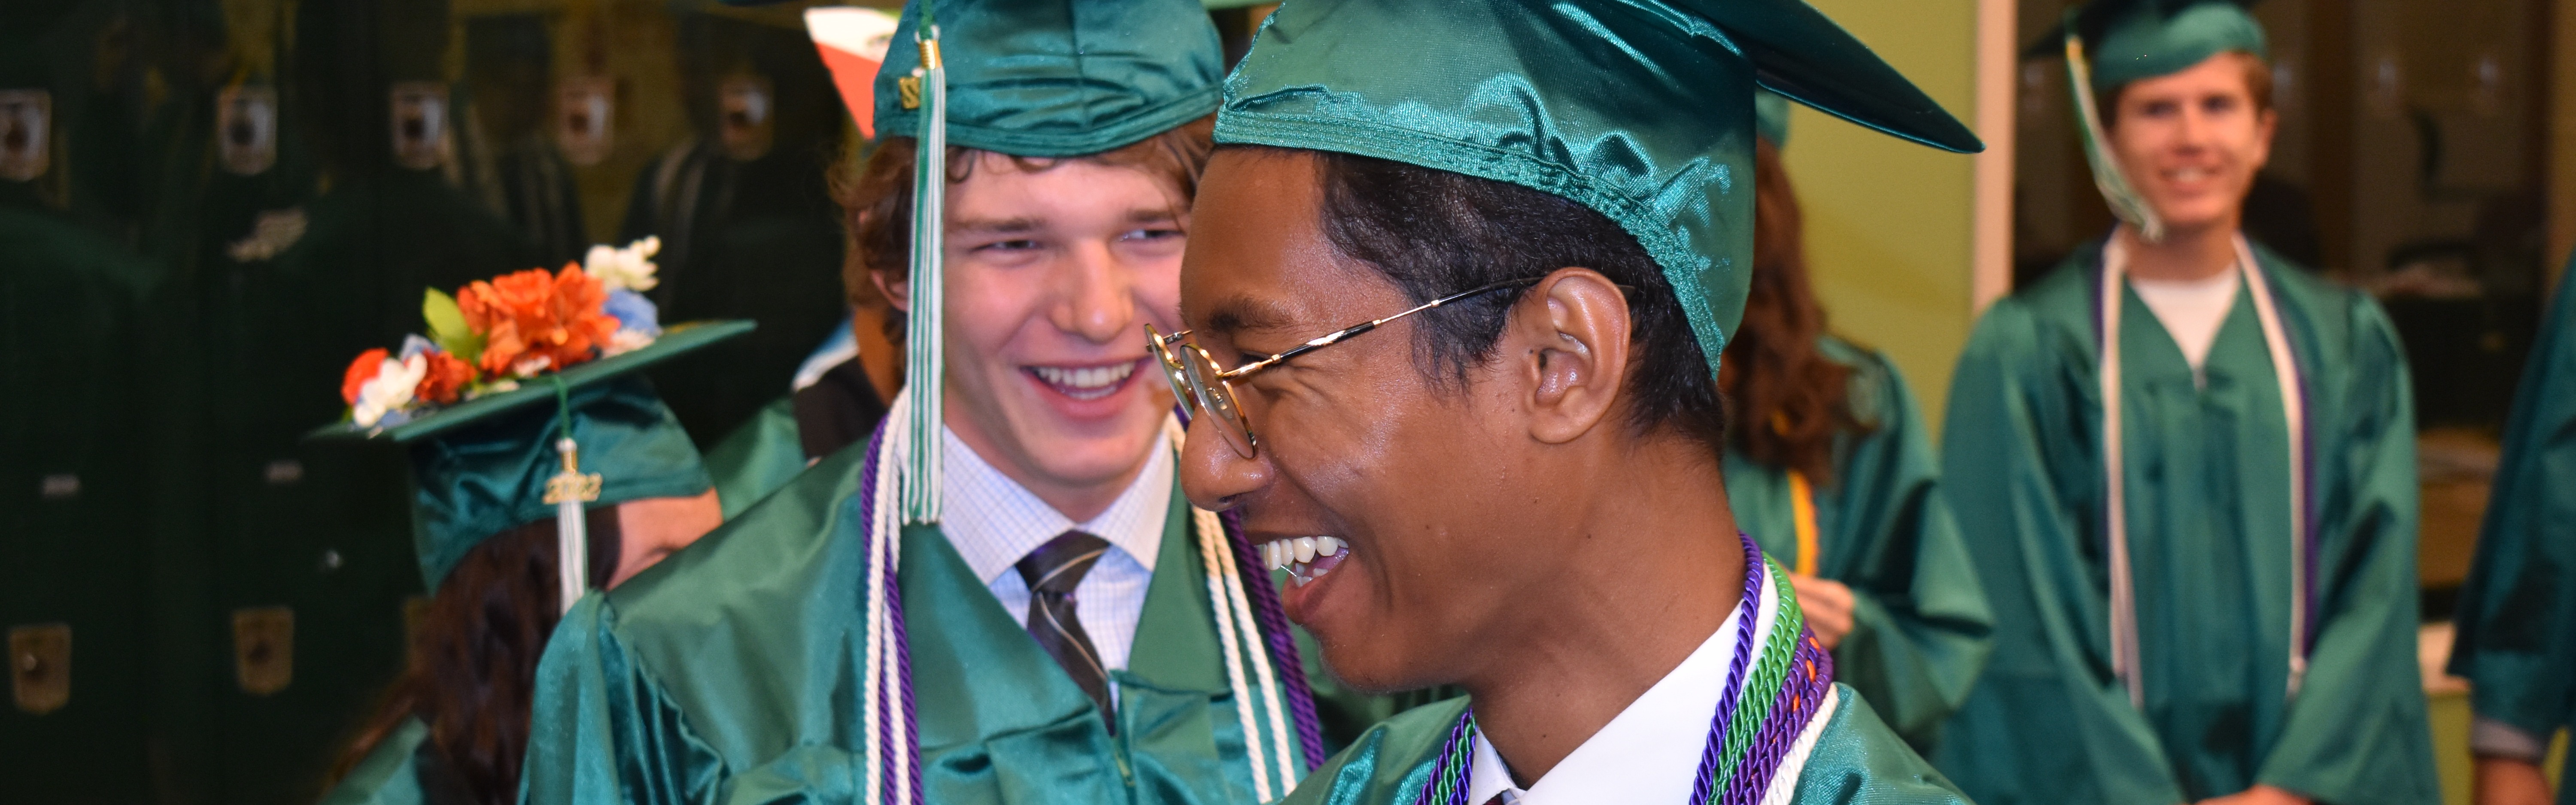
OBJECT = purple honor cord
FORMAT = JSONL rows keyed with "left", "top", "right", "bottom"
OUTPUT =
{"left": 1414, "top": 536, "right": 1832, "bottom": 805}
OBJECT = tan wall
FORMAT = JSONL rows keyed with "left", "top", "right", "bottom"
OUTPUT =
{"left": 1783, "top": 0, "right": 1987, "bottom": 429}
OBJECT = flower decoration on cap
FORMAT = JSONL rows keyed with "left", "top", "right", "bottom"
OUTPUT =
{"left": 339, "top": 238, "right": 667, "bottom": 428}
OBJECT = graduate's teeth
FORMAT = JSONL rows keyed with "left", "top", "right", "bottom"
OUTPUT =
{"left": 1294, "top": 537, "right": 1318, "bottom": 563}
{"left": 1262, "top": 537, "right": 1346, "bottom": 583}
{"left": 1315, "top": 537, "right": 1341, "bottom": 557}
{"left": 1030, "top": 362, "right": 1137, "bottom": 400}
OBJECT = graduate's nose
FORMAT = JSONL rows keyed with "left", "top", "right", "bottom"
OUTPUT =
{"left": 1179, "top": 412, "right": 1271, "bottom": 512}
{"left": 1051, "top": 240, "right": 1136, "bottom": 344}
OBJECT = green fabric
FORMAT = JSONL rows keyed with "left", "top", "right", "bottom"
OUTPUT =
{"left": 1215, "top": 0, "right": 1978, "bottom": 378}
{"left": 2447, "top": 265, "right": 2576, "bottom": 796}
{"left": 1932, "top": 240, "right": 2435, "bottom": 805}
{"left": 317, "top": 718, "right": 432, "bottom": 805}
{"left": 704, "top": 395, "right": 808, "bottom": 519}
{"left": 524, "top": 441, "right": 1300, "bottom": 803}
{"left": 2085, "top": 1, "right": 2267, "bottom": 91}
{"left": 1727, "top": 337, "right": 1992, "bottom": 754}
{"left": 872, "top": 0, "right": 1224, "bottom": 158}
{"left": 1756, "top": 90, "right": 1793, "bottom": 148}
{"left": 1282, "top": 685, "right": 1967, "bottom": 805}
{"left": 397, "top": 376, "right": 713, "bottom": 590}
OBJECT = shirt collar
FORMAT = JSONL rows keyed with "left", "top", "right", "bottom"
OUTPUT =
{"left": 1464, "top": 568, "right": 1769, "bottom": 804}
{"left": 937, "top": 426, "right": 1171, "bottom": 585}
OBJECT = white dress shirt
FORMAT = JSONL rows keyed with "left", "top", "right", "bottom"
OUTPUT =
{"left": 937, "top": 427, "right": 1172, "bottom": 673}
{"left": 1464, "top": 572, "right": 1770, "bottom": 805}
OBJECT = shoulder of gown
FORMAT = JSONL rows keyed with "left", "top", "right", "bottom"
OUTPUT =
{"left": 1281, "top": 697, "right": 1469, "bottom": 805}
{"left": 319, "top": 718, "right": 431, "bottom": 805}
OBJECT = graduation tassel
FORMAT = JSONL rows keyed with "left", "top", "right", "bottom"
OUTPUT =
{"left": 2063, "top": 18, "right": 2167, "bottom": 243}
{"left": 544, "top": 378, "right": 602, "bottom": 614}
{"left": 901, "top": 17, "right": 949, "bottom": 526}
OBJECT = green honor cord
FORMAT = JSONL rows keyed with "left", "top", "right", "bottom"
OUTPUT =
{"left": 903, "top": 9, "right": 948, "bottom": 525}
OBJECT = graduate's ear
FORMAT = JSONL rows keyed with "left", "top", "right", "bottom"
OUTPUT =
{"left": 873, "top": 267, "right": 912, "bottom": 315}
{"left": 1510, "top": 267, "right": 1631, "bottom": 445}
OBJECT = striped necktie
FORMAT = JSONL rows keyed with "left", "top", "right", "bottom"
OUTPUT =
{"left": 1016, "top": 530, "right": 1115, "bottom": 732}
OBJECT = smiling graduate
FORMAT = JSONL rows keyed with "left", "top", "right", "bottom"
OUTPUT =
{"left": 519, "top": 1, "right": 1330, "bottom": 803}
{"left": 1932, "top": 2, "right": 2436, "bottom": 804}
{"left": 1154, "top": 0, "right": 1984, "bottom": 802}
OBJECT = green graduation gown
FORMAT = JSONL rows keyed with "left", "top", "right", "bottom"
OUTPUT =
{"left": 1933, "top": 240, "right": 2435, "bottom": 804}
{"left": 1725, "top": 336, "right": 1993, "bottom": 754}
{"left": 2445, "top": 267, "right": 2576, "bottom": 802}
{"left": 524, "top": 440, "right": 1307, "bottom": 804}
{"left": 319, "top": 718, "right": 462, "bottom": 805}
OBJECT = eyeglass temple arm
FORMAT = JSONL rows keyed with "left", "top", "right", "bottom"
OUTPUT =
{"left": 1216, "top": 277, "right": 1541, "bottom": 380}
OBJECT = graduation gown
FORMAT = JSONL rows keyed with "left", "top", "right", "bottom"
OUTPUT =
{"left": 1933, "top": 240, "right": 2435, "bottom": 805}
{"left": 1725, "top": 336, "right": 1993, "bottom": 753}
{"left": 523, "top": 439, "right": 1306, "bottom": 804}
{"left": 2445, "top": 268, "right": 2576, "bottom": 799}
{"left": 320, "top": 718, "right": 474, "bottom": 805}
{"left": 1281, "top": 550, "right": 1969, "bottom": 805}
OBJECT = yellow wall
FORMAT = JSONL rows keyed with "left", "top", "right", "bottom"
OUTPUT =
{"left": 1783, "top": 0, "right": 1984, "bottom": 429}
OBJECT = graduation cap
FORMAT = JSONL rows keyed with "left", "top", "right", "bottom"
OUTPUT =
{"left": 1218, "top": 0, "right": 1980, "bottom": 381}
{"left": 863, "top": 0, "right": 1225, "bottom": 524}
{"left": 2028, "top": 0, "right": 2267, "bottom": 241}
{"left": 309, "top": 242, "right": 751, "bottom": 595}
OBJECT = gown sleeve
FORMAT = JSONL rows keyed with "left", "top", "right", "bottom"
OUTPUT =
{"left": 2252, "top": 297, "right": 2440, "bottom": 805}
{"left": 1819, "top": 349, "right": 1993, "bottom": 753}
{"left": 1932, "top": 299, "right": 2187, "bottom": 805}
{"left": 1792, "top": 685, "right": 1974, "bottom": 805}
{"left": 522, "top": 593, "right": 731, "bottom": 805}
{"left": 2447, "top": 275, "right": 2576, "bottom": 749}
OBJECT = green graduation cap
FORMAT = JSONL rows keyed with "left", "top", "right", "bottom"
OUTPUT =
{"left": 2033, "top": 0, "right": 2266, "bottom": 241}
{"left": 868, "top": 0, "right": 1224, "bottom": 523}
{"left": 1217, "top": 0, "right": 1981, "bottom": 380}
{"left": 311, "top": 313, "right": 750, "bottom": 592}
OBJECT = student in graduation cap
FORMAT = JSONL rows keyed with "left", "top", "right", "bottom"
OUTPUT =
{"left": 520, "top": 1, "right": 1331, "bottom": 802}
{"left": 1722, "top": 94, "right": 1993, "bottom": 756}
{"left": 1934, "top": 2, "right": 2434, "bottom": 803}
{"left": 314, "top": 253, "right": 743, "bottom": 805}
{"left": 2446, "top": 262, "right": 2576, "bottom": 805}
{"left": 1161, "top": 0, "right": 1983, "bottom": 802}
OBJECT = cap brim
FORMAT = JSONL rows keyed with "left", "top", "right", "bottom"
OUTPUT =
{"left": 1682, "top": 0, "right": 1984, "bottom": 154}
{"left": 306, "top": 319, "right": 756, "bottom": 444}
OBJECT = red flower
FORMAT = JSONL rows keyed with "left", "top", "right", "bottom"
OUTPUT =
{"left": 456, "top": 263, "right": 619, "bottom": 377}
{"left": 341, "top": 348, "right": 389, "bottom": 404}
{"left": 413, "top": 350, "right": 477, "bottom": 404}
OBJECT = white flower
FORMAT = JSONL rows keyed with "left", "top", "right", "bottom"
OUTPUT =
{"left": 512, "top": 355, "right": 555, "bottom": 379}
{"left": 352, "top": 354, "right": 428, "bottom": 428}
{"left": 585, "top": 236, "right": 662, "bottom": 292}
{"left": 603, "top": 327, "right": 656, "bottom": 357}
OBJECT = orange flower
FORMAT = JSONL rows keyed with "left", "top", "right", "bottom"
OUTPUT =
{"left": 413, "top": 350, "right": 477, "bottom": 404}
{"left": 456, "top": 263, "right": 619, "bottom": 377}
{"left": 341, "top": 348, "right": 389, "bottom": 404}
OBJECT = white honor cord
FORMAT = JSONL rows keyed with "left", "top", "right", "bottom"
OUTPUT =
{"left": 865, "top": 392, "right": 911, "bottom": 805}
{"left": 1166, "top": 417, "right": 1300, "bottom": 797}
{"left": 2098, "top": 233, "right": 2310, "bottom": 708}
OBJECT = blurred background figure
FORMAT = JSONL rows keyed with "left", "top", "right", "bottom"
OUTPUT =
{"left": 2446, "top": 262, "right": 2576, "bottom": 805}
{"left": 1721, "top": 95, "right": 1995, "bottom": 757}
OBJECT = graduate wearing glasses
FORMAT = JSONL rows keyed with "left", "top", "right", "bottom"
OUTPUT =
{"left": 1155, "top": 0, "right": 1984, "bottom": 802}
{"left": 1935, "top": 2, "right": 2434, "bottom": 803}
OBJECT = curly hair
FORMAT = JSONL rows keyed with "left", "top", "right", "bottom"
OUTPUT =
{"left": 1719, "top": 138, "right": 1869, "bottom": 486}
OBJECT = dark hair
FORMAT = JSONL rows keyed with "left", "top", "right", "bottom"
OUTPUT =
{"left": 1721, "top": 139, "right": 1868, "bottom": 486}
{"left": 1287, "top": 147, "right": 1726, "bottom": 457}
{"left": 832, "top": 115, "right": 1218, "bottom": 334}
{"left": 325, "top": 510, "right": 622, "bottom": 805}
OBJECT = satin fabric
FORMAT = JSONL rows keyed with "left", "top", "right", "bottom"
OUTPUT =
{"left": 1215, "top": 0, "right": 1978, "bottom": 383}
{"left": 403, "top": 375, "right": 713, "bottom": 589}
{"left": 2446, "top": 266, "right": 2576, "bottom": 804}
{"left": 871, "top": 0, "right": 1223, "bottom": 158}
{"left": 2084, "top": 1, "right": 2267, "bottom": 91}
{"left": 1283, "top": 684, "right": 1961, "bottom": 805}
{"left": 1933, "top": 240, "right": 2434, "bottom": 805}
{"left": 1726, "top": 337, "right": 1993, "bottom": 754}
{"left": 705, "top": 396, "right": 806, "bottom": 519}
{"left": 523, "top": 440, "right": 1300, "bottom": 804}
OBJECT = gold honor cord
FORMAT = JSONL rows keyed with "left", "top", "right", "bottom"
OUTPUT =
{"left": 2097, "top": 234, "right": 2310, "bottom": 709}
{"left": 1787, "top": 470, "right": 1821, "bottom": 578}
